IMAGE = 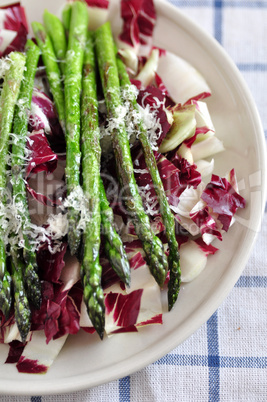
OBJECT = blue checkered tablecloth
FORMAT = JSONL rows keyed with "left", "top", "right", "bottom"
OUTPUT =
{"left": 2, "top": 0, "right": 266, "bottom": 401}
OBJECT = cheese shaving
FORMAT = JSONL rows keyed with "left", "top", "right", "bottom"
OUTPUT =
{"left": 29, "top": 186, "right": 92, "bottom": 254}
{"left": 137, "top": 184, "right": 159, "bottom": 216}
{"left": 100, "top": 84, "right": 164, "bottom": 153}
{"left": 63, "top": 185, "right": 91, "bottom": 232}
{"left": 0, "top": 54, "right": 11, "bottom": 79}
{"left": 137, "top": 102, "right": 163, "bottom": 151}
{"left": 122, "top": 85, "right": 164, "bottom": 151}
{"left": 102, "top": 85, "right": 138, "bottom": 142}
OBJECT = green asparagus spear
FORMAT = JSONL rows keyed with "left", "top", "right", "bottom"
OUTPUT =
{"left": 80, "top": 31, "right": 105, "bottom": 338}
{"left": 10, "top": 250, "right": 31, "bottom": 343}
{"left": 43, "top": 9, "right": 67, "bottom": 75}
{"left": 62, "top": 3, "right": 72, "bottom": 33}
{"left": 0, "top": 52, "right": 26, "bottom": 318}
{"left": 64, "top": 1, "right": 89, "bottom": 256}
{"left": 12, "top": 39, "right": 41, "bottom": 310}
{"left": 99, "top": 178, "right": 131, "bottom": 286}
{"left": 95, "top": 22, "right": 168, "bottom": 287}
{"left": 31, "top": 21, "right": 65, "bottom": 131}
{"left": 0, "top": 245, "right": 12, "bottom": 319}
{"left": 116, "top": 53, "right": 181, "bottom": 310}
{"left": 0, "top": 52, "right": 26, "bottom": 189}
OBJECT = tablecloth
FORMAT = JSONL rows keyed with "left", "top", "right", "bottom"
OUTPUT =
{"left": 1, "top": 0, "right": 267, "bottom": 401}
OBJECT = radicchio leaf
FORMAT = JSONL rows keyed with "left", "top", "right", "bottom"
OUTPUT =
{"left": 25, "top": 130, "right": 61, "bottom": 206}
{"left": 26, "top": 131, "right": 58, "bottom": 178}
{"left": 81, "top": 239, "right": 163, "bottom": 334}
{"left": 101, "top": 257, "right": 122, "bottom": 290}
{"left": 31, "top": 281, "right": 82, "bottom": 344}
{"left": 0, "top": 3, "right": 28, "bottom": 57}
{"left": 84, "top": 0, "right": 109, "bottom": 7}
{"left": 170, "top": 154, "right": 201, "bottom": 189}
{"left": 201, "top": 171, "right": 246, "bottom": 231}
{"left": 137, "top": 85, "right": 171, "bottom": 148}
{"left": 190, "top": 204, "right": 223, "bottom": 242}
{"left": 134, "top": 148, "right": 201, "bottom": 216}
{"left": 105, "top": 289, "right": 143, "bottom": 328}
{"left": 154, "top": 71, "right": 175, "bottom": 108}
{"left": 188, "top": 171, "right": 246, "bottom": 244}
{"left": 37, "top": 242, "right": 67, "bottom": 283}
{"left": 5, "top": 340, "right": 25, "bottom": 364}
{"left": 194, "top": 237, "right": 218, "bottom": 256}
{"left": 17, "top": 357, "right": 48, "bottom": 374}
{"left": 29, "top": 89, "right": 65, "bottom": 152}
{"left": 119, "top": 0, "right": 156, "bottom": 55}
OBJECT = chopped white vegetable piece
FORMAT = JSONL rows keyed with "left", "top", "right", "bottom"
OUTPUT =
{"left": 180, "top": 240, "right": 207, "bottom": 282}
{"left": 19, "top": 331, "right": 68, "bottom": 370}
{"left": 195, "top": 158, "right": 215, "bottom": 178}
{"left": 157, "top": 51, "right": 211, "bottom": 104}
{"left": 194, "top": 101, "right": 215, "bottom": 142}
{"left": 176, "top": 143, "right": 194, "bottom": 165}
{"left": 87, "top": 7, "right": 109, "bottom": 31}
{"left": 3, "top": 323, "right": 31, "bottom": 344}
{"left": 159, "top": 104, "right": 196, "bottom": 153}
{"left": 0, "top": 29, "right": 16, "bottom": 53}
{"left": 191, "top": 136, "right": 225, "bottom": 161}
{"left": 136, "top": 48, "right": 159, "bottom": 87}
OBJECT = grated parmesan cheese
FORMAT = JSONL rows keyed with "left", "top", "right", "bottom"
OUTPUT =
{"left": 100, "top": 84, "right": 164, "bottom": 154}
{"left": 0, "top": 54, "right": 11, "bottom": 79}
{"left": 137, "top": 184, "right": 159, "bottom": 216}
{"left": 137, "top": 101, "right": 163, "bottom": 151}
{"left": 63, "top": 185, "right": 91, "bottom": 232}
{"left": 102, "top": 86, "right": 137, "bottom": 142}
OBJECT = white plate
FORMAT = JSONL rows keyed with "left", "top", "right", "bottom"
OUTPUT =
{"left": 0, "top": 0, "right": 266, "bottom": 395}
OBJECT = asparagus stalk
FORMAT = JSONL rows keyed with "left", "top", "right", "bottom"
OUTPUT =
{"left": 0, "top": 245, "right": 12, "bottom": 319}
{"left": 62, "top": 3, "right": 72, "bottom": 33}
{"left": 64, "top": 1, "right": 89, "bottom": 256}
{"left": 95, "top": 22, "right": 168, "bottom": 287}
{"left": 11, "top": 39, "right": 42, "bottom": 310}
{"left": 31, "top": 21, "right": 65, "bottom": 132}
{"left": 10, "top": 249, "right": 31, "bottom": 343}
{"left": 80, "top": 31, "right": 105, "bottom": 338}
{"left": 43, "top": 9, "right": 67, "bottom": 75}
{"left": 99, "top": 178, "right": 131, "bottom": 287}
{"left": 116, "top": 53, "right": 181, "bottom": 310}
{"left": 0, "top": 52, "right": 26, "bottom": 318}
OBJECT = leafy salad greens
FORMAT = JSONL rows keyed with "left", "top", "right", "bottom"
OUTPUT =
{"left": 0, "top": 0, "right": 245, "bottom": 374}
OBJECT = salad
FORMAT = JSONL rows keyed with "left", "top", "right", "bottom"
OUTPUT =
{"left": 0, "top": 0, "right": 245, "bottom": 374}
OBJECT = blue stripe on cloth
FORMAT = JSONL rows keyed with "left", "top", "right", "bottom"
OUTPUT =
{"left": 214, "top": 0, "right": 223, "bottom": 44}
{"left": 31, "top": 397, "right": 42, "bottom": 402}
{"left": 119, "top": 376, "right": 130, "bottom": 402}
{"left": 235, "top": 276, "right": 267, "bottom": 288}
{"left": 207, "top": 311, "right": 220, "bottom": 402}
{"left": 167, "top": 1, "right": 213, "bottom": 7}
{"left": 223, "top": 1, "right": 267, "bottom": 8}
{"left": 220, "top": 356, "right": 267, "bottom": 369}
{"left": 167, "top": 0, "right": 267, "bottom": 7}
{"left": 237, "top": 63, "right": 267, "bottom": 72}
{"left": 154, "top": 354, "right": 208, "bottom": 366}
{"left": 155, "top": 354, "right": 267, "bottom": 368}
